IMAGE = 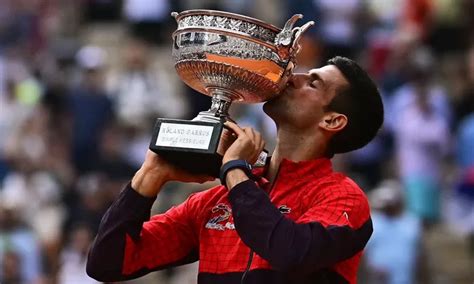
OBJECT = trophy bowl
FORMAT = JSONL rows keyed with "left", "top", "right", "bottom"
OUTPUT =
{"left": 149, "top": 10, "right": 314, "bottom": 176}
{"left": 172, "top": 9, "right": 314, "bottom": 113}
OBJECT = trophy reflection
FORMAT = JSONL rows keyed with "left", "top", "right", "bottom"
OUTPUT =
{"left": 149, "top": 10, "right": 314, "bottom": 176}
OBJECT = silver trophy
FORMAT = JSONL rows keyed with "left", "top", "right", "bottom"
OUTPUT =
{"left": 150, "top": 10, "right": 314, "bottom": 176}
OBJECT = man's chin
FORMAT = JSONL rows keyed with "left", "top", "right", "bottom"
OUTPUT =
{"left": 263, "top": 90, "right": 287, "bottom": 115}
{"left": 262, "top": 99, "right": 273, "bottom": 113}
{"left": 262, "top": 99, "right": 278, "bottom": 119}
{"left": 264, "top": 93, "right": 280, "bottom": 106}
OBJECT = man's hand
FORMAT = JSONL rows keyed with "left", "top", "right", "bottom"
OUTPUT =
{"left": 222, "top": 122, "right": 266, "bottom": 164}
{"left": 132, "top": 150, "right": 214, "bottom": 197}
{"left": 222, "top": 122, "right": 265, "bottom": 189}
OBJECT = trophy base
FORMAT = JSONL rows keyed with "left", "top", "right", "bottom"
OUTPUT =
{"left": 149, "top": 118, "right": 227, "bottom": 177}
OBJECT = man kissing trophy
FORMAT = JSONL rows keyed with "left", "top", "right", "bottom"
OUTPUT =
{"left": 149, "top": 10, "right": 314, "bottom": 176}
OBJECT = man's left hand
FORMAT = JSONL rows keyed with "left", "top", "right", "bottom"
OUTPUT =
{"left": 223, "top": 121, "right": 265, "bottom": 164}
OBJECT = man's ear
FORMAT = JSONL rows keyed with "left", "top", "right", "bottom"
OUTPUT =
{"left": 318, "top": 112, "right": 347, "bottom": 133}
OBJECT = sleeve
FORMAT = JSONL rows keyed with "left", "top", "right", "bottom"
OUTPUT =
{"left": 86, "top": 183, "right": 199, "bottom": 282}
{"left": 228, "top": 179, "right": 372, "bottom": 274}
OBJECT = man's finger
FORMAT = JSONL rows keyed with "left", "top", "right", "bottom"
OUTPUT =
{"left": 254, "top": 140, "right": 263, "bottom": 156}
{"left": 224, "top": 121, "right": 245, "bottom": 137}
{"left": 254, "top": 132, "right": 262, "bottom": 144}
{"left": 243, "top": 127, "right": 255, "bottom": 141}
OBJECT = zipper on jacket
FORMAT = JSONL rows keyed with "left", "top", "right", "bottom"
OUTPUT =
{"left": 240, "top": 250, "right": 254, "bottom": 284}
{"left": 267, "top": 165, "right": 281, "bottom": 195}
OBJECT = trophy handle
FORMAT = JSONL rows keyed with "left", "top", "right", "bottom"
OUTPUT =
{"left": 290, "top": 21, "right": 315, "bottom": 59}
{"left": 171, "top": 11, "right": 179, "bottom": 21}
{"left": 275, "top": 14, "right": 303, "bottom": 47}
{"left": 275, "top": 15, "right": 314, "bottom": 62}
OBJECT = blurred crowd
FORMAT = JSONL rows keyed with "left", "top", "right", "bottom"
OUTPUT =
{"left": 0, "top": 0, "right": 473, "bottom": 283}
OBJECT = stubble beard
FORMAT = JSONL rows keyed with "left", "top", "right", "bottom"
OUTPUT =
{"left": 263, "top": 97, "right": 289, "bottom": 126}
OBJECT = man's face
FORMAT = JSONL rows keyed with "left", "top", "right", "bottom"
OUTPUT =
{"left": 263, "top": 65, "right": 348, "bottom": 129}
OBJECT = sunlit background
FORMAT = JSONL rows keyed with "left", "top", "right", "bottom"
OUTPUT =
{"left": 0, "top": 0, "right": 473, "bottom": 283}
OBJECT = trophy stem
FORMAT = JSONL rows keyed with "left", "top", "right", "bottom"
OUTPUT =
{"left": 193, "top": 88, "right": 236, "bottom": 123}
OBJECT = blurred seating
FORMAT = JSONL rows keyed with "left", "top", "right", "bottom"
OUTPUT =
{"left": 0, "top": 1, "right": 472, "bottom": 283}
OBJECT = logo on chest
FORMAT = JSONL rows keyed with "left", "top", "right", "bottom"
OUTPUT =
{"left": 205, "top": 203, "right": 293, "bottom": 231}
{"left": 205, "top": 203, "right": 235, "bottom": 231}
{"left": 278, "top": 205, "right": 291, "bottom": 214}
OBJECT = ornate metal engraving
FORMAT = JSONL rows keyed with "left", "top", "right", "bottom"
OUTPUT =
{"left": 171, "top": 10, "right": 314, "bottom": 119}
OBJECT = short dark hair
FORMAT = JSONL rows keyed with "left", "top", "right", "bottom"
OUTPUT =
{"left": 326, "top": 56, "right": 384, "bottom": 154}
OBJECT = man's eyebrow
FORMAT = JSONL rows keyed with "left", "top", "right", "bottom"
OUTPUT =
{"left": 309, "top": 72, "right": 326, "bottom": 86}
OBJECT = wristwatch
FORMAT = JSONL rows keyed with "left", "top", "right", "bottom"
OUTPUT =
{"left": 220, "top": 159, "right": 254, "bottom": 185}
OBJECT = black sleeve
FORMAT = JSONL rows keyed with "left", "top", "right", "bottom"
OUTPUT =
{"left": 86, "top": 183, "right": 199, "bottom": 282}
{"left": 228, "top": 180, "right": 373, "bottom": 273}
{"left": 86, "top": 183, "right": 155, "bottom": 281}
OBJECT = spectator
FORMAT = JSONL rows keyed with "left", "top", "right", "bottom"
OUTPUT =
{"left": 446, "top": 168, "right": 474, "bottom": 261}
{"left": 388, "top": 47, "right": 451, "bottom": 225}
{"left": 365, "top": 0, "right": 403, "bottom": 81}
{"left": 0, "top": 195, "right": 43, "bottom": 284}
{"left": 1, "top": 105, "right": 65, "bottom": 277}
{"left": 364, "top": 180, "right": 422, "bottom": 284}
{"left": 123, "top": 0, "right": 173, "bottom": 45}
{"left": 0, "top": 1, "right": 473, "bottom": 283}
{"left": 457, "top": 110, "right": 474, "bottom": 171}
{"left": 107, "top": 37, "right": 188, "bottom": 168}
{"left": 345, "top": 129, "right": 391, "bottom": 191}
{"left": 82, "top": 0, "right": 122, "bottom": 22}
{"left": 447, "top": 47, "right": 474, "bottom": 261}
{"left": 64, "top": 172, "right": 120, "bottom": 235}
{"left": 58, "top": 224, "right": 99, "bottom": 284}
{"left": 94, "top": 123, "right": 136, "bottom": 179}
{"left": 0, "top": 79, "right": 31, "bottom": 184}
{"left": 454, "top": 45, "right": 474, "bottom": 128}
{"left": 108, "top": 37, "right": 187, "bottom": 128}
{"left": 1, "top": 250, "right": 22, "bottom": 284}
{"left": 313, "top": 0, "right": 366, "bottom": 61}
{"left": 68, "top": 45, "right": 113, "bottom": 174}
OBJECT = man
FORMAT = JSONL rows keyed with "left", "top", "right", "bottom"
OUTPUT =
{"left": 87, "top": 57, "right": 384, "bottom": 283}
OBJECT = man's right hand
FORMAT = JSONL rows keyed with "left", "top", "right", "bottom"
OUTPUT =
{"left": 131, "top": 150, "right": 215, "bottom": 197}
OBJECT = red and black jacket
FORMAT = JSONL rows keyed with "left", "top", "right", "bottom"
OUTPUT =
{"left": 87, "top": 158, "right": 373, "bottom": 283}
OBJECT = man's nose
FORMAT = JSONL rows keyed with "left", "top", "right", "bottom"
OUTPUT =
{"left": 287, "top": 73, "right": 306, "bottom": 89}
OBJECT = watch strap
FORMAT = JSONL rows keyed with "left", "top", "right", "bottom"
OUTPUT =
{"left": 220, "top": 159, "right": 253, "bottom": 185}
